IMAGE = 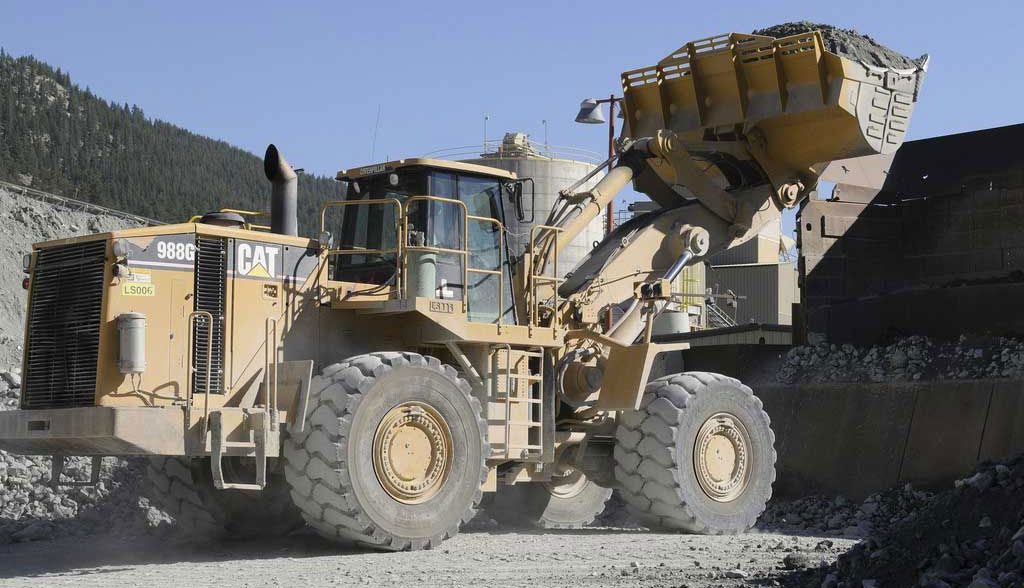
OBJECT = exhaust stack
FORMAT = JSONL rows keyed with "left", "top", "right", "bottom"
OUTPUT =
{"left": 264, "top": 144, "right": 298, "bottom": 236}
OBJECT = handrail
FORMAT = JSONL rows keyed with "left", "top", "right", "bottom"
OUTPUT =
{"left": 319, "top": 197, "right": 403, "bottom": 234}
{"left": 319, "top": 198, "right": 404, "bottom": 296}
{"left": 321, "top": 194, "right": 508, "bottom": 322}
{"left": 400, "top": 196, "right": 508, "bottom": 323}
{"left": 265, "top": 317, "right": 279, "bottom": 432}
{"left": 527, "top": 225, "right": 564, "bottom": 330}
{"left": 186, "top": 310, "right": 215, "bottom": 440}
{"left": 422, "top": 142, "right": 604, "bottom": 164}
{"left": 491, "top": 343, "right": 514, "bottom": 459}
{"left": 466, "top": 213, "right": 506, "bottom": 329}
{"left": 401, "top": 196, "right": 470, "bottom": 312}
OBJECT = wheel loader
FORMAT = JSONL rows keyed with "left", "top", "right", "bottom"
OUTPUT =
{"left": 0, "top": 30, "right": 926, "bottom": 549}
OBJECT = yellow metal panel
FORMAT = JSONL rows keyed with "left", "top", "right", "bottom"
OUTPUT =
{"left": 737, "top": 37, "right": 785, "bottom": 123}
{"left": 622, "top": 65, "right": 665, "bottom": 138}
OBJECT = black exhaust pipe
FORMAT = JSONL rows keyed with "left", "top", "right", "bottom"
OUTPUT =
{"left": 264, "top": 144, "right": 298, "bottom": 236}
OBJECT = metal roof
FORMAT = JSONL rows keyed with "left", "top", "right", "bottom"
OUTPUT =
{"left": 337, "top": 158, "right": 517, "bottom": 181}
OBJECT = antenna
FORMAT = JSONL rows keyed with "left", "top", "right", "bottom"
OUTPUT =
{"left": 370, "top": 104, "right": 382, "bottom": 160}
{"left": 483, "top": 114, "right": 490, "bottom": 152}
{"left": 542, "top": 119, "right": 549, "bottom": 153}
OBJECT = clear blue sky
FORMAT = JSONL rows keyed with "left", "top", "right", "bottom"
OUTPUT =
{"left": 2, "top": 0, "right": 1021, "bottom": 237}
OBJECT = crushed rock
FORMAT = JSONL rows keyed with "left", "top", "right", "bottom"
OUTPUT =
{"left": 784, "top": 457, "right": 1024, "bottom": 587}
{"left": 776, "top": 335, "right": 1024, "bottom": 384}
{"left": 753, "top": 21, "right": 925, "bottom": 69}
{"left": 759, "top": 485, "right": 933, "bottom": 540}
{"left": 0, "top": 187, "right": 156, "bottom": 544}
{"left": 0, "top": 378, "right": 166, "bottom": 544}
{"left": 0, "top": 388, "right": 161, "bottom": 544}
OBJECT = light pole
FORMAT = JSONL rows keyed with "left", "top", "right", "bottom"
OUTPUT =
{"left": 575, "top": 95, "right": 619, "bottom": 235}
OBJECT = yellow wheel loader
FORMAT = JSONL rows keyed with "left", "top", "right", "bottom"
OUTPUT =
{"left": 0, "top": 30, "right": 926, "bottom": 549}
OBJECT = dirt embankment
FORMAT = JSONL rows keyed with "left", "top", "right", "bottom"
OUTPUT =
{"left": 0, "top": 188, "right": 140, "bottom": 368}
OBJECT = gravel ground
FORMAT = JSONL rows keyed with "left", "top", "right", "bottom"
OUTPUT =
{"left": 0, "top": 527, "right": 857, "bottom": 587}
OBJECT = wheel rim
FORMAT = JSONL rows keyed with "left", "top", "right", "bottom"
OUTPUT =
{"left": 373, "top": 401, "right": 453, "bottom": 504}
{"left": 693, "top": 412, "right": 750, "bottom": 502}
{"left": 544, "top": 469, "right": 589, "bottom": 500}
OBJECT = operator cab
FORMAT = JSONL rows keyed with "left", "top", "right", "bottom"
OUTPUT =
{"left": 332, "top": 159, "right": 524, "bottom": 324}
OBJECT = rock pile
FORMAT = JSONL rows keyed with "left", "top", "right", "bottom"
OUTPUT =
{"left": 0, "top": 187, "right": 157, "bottom": 544}
{"left": 0, "top": 374, "right": 161, "bottom": 544}
{"left": 753, "top": 21, "right": 925, "bottom": 69}
{"left": 788, "top": 457, "right": 1024, "bottom": 587}
{"left": 760, "top": 484, "right": 934, "bottom": 539}
{"left": 777, "top": 335, "right": 1024, "bottom": 384}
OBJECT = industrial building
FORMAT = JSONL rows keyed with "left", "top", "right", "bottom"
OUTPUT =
{"left": 625, "top": 202, "right": 799, "bottom": 336}
{"left": 431, "top": 132, "right": 606, "bottom": 276}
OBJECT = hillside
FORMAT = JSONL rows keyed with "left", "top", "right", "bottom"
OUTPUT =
{"left": 0, "top": 50, "right": 339, "bottom": 234}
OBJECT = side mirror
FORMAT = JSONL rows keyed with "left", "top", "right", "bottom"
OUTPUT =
{"left": 506, "top": 179, "right": 535, "bottom": 224}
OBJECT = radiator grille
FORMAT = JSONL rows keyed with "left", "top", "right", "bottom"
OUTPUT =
{"left": 22, "top": 240, "right": 107, "bottom": 409}
{"left": 192, "top": 237, "right": 227, "bottom": 395}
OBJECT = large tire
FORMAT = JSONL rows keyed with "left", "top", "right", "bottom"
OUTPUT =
{"left": 487, "top": 473, "right": 612, "bottom": 529}
{"left": 283, "top": 352, "right": 488, "bottom": 551}
{"left": 145, "top": 456, "right": 302, "bottom": 539}
{"left": 614, "top": 372, "right": 776, "bottom": 534}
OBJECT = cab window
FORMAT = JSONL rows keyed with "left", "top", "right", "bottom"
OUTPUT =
{"left": 332, "top": 170, "right": 426, "bottom": 285}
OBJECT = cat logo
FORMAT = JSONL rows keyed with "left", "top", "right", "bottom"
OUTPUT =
{"left": 236, "top": 243, "right": 280, "bottom": 279}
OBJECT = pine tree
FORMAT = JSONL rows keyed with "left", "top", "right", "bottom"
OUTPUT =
{"left": 0, "top": 52, "right": 338, "bottom": 233}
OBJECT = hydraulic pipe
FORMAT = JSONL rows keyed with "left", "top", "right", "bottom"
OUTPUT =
{"left": 554, "top": 163, "right": 636, "bottom": 255}
{"left": 663, "top": 249, "right": 695, "bottom": 283}
{"left": 606, "top": 249, "right": 694, "bottom": 345}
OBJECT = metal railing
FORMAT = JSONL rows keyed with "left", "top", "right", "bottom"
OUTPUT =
{"left": 186, "top": 310, "right": 215, "bottom": 438}
{"left": 265, "top": 317, "right": 279, "bottom": 431}
{"left": 0, "top": 178, "right": 164, "bottom": 226}
{"left": 422, "top": 142, "right": 604, "bottom": 165}
{"left": 319, "top": 198, "right": 404, "bottom": 295}
{"left": 401, "top": 196, "right": 471, "bottom": 312}
{"left": 706, "top": 302, "right": 738, "bottom": 329}
{"left": 319, "top": 196, "right": 506, "bottom": 323}
{"left": 527, "top": 225, "right": 564, "bottom": 330}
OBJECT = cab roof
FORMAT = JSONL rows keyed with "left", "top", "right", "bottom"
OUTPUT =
{"left": 336, "top": 157, "right": 517, "bottom": 182}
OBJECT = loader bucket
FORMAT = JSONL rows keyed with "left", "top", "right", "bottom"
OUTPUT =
{"left": 621, "top": 31, "right": 927, "bottom": 180}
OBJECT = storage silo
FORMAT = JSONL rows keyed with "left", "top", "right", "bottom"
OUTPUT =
{"left": 458, "top": 132, "right": 606, "bottom": 277}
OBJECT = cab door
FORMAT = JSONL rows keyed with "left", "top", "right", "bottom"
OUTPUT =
{"left": 425, "top": 172, "right": 514, "bottom": 324}
{"left": 459, "top": 174, "right": 514, "bottom": 324}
